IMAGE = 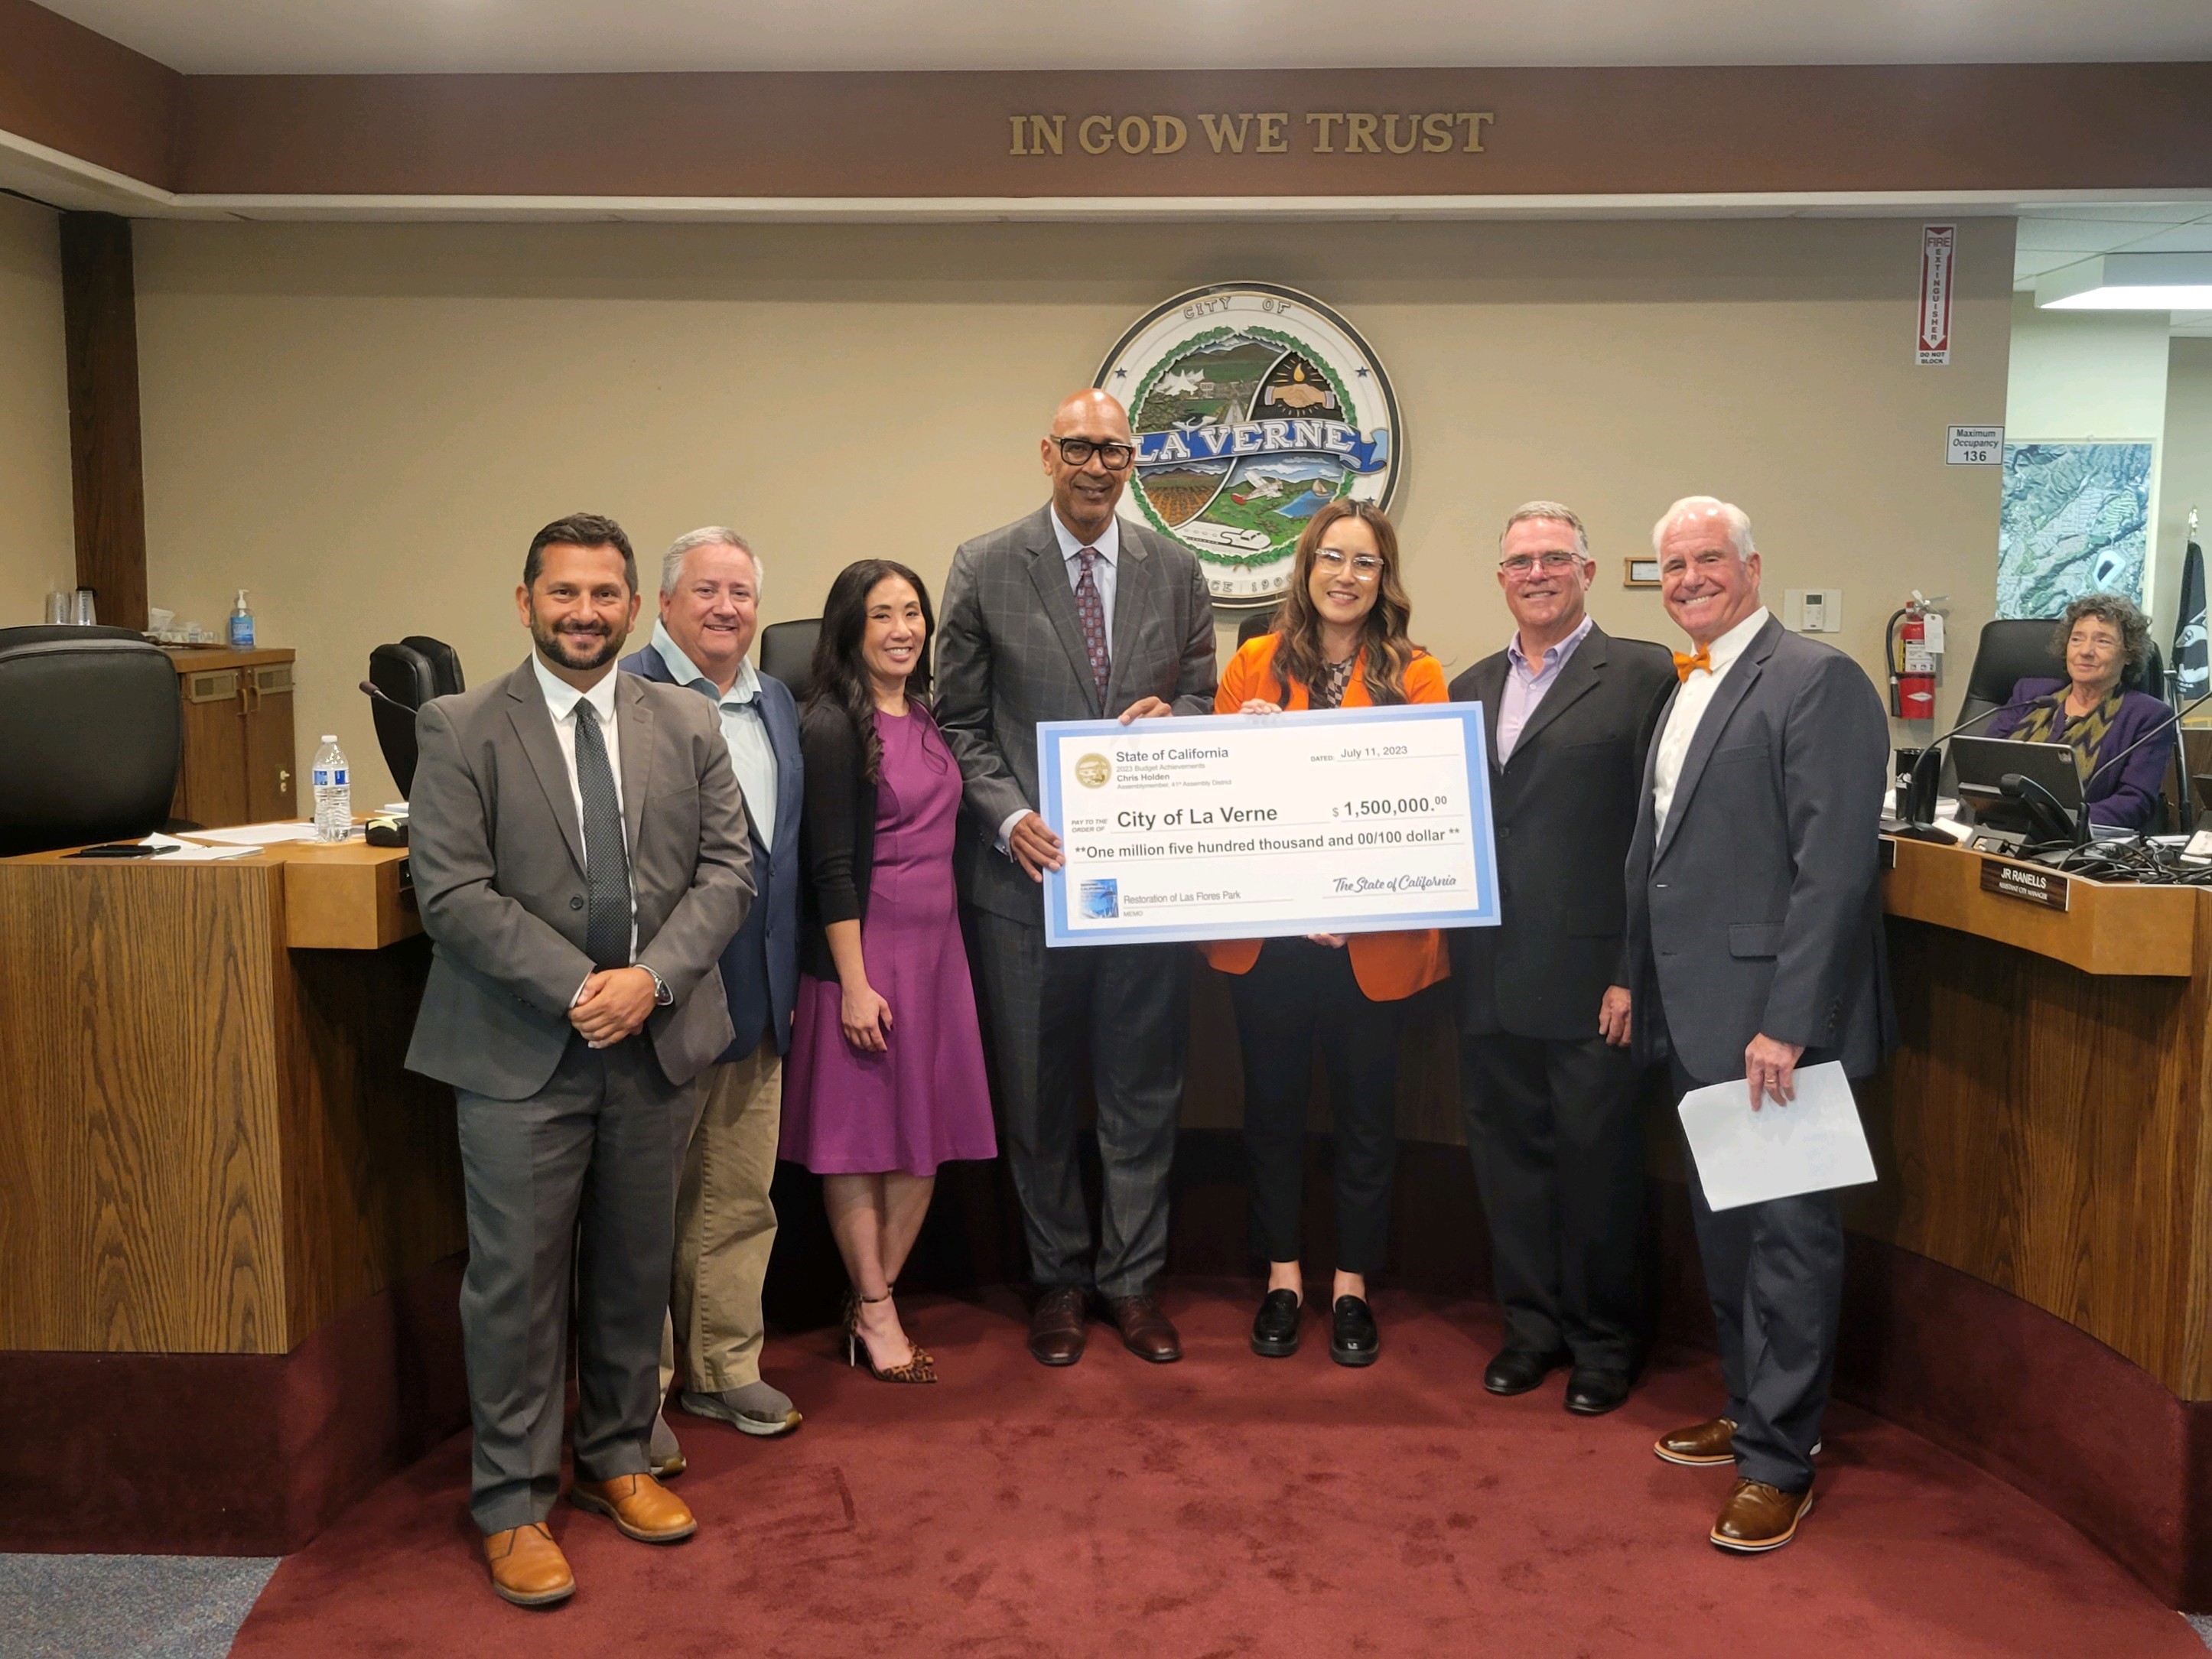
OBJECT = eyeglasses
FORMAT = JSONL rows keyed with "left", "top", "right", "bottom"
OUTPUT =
{"left": 1499, "top": 551, "right": 1585, "bottom": 577}
{"left": 1052, "top": 437, "right": 1137, "bottom": 471}
{"left": 1315, "top": 548, "right": 1384, "bottom": 581}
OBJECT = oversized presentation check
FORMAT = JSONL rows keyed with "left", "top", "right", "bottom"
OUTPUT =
{"left": 1037, "top": 705, "right": 1500, "bottom": 948}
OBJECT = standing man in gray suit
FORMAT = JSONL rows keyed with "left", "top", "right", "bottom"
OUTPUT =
{"left": 1625, "top": 496, "right": 1892, "bottom": 1555}
{"left": 407, "top": 513, "right": 753, "bottom": 1607}
{"left": 937, "top": 389, "right": 1218, "bottom": 1367}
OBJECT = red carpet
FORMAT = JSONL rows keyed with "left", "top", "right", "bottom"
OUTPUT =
{"left": 232, "top": 1282, "right": 2201, "bottom": 1657}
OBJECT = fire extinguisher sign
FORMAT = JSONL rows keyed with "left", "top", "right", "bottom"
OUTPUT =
{"left": 1918, "top": 224, "right": 1956, "bottom": 366}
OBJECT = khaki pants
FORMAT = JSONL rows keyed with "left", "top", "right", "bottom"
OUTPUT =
{"left": 660, "top": 1036, "right": 782, "bottom": 1397}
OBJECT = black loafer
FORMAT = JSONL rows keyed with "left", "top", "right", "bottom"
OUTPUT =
{"left": 1563, "top": 1365, "right": 1632, "bottom": 1416}
{"left": 1483, "top": 1347, "right": 1568, "bottom": 1396}
{"left": 1250, "top": 1289, "right": 1302, "bottom": 1358}
{"left": 1330, "top": 1295, "right": 1379, "bottom": 1367}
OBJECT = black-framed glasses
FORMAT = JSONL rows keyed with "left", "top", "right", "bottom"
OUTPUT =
{"left": 1499, "top": 550, "right": 1585, "bottom": 577}
{"left": 1052, "top": 437, "right": 1137, "bottom": 470}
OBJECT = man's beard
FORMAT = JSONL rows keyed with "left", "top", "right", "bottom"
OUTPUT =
{"left": 531, "top": 610, "right": 625, "bottom": 672}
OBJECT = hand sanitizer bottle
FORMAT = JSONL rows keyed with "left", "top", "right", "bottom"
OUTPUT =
{"left": 229, "top": 590, "right": 255, "bottom": 649}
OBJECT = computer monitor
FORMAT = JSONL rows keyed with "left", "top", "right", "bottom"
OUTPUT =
{"left": 1950, "top": 734, "right": 2082, "bottom": 842}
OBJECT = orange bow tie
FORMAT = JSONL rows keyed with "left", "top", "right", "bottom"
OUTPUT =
{"left": 1673, "top": 646, "right": 1712, "bottom": 682}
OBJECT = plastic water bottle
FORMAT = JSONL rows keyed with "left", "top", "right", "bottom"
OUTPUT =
{"left": 228, "top": 588, "right": 255, "bottom": 649}
{"left": 311, "top": 736, "right": 352, "bottom": 841}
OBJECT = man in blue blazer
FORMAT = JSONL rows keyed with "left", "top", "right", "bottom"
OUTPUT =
{"left": 623, "top": 527, "right": 805, "bottom": 1461}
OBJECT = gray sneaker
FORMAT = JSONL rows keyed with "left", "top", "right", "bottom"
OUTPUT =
{"left": 680, "top": 1380, "right": 802, "bottom": 1438}
{"left": 648, "top": 1408, "right": 685, "bottom": 1478}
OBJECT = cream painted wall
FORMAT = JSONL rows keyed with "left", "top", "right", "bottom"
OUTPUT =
{"left": 0, "top": 197, "right": 74, "bottom": 628}
{"left": 135, "top": 216, "right": 2014, "bottom": 803}
{"left": 2003, "top": 293, "right": 2172, "bottom": 622}
{"left": 2158, "top": 339, "right": 2212, "bottom": 647}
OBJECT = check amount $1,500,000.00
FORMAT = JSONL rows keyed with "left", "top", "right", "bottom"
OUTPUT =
{"left": 1047, "top": 713, "right": 1491, "bottom": 942}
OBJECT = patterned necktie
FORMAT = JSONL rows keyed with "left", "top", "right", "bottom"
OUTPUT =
{"left": 1075, "top": 548, "right": 1111, "bottom": 705}
{"left": 571, "top": 700, "right": 633, "bottom": 970}
{"left": 1673, "top": 646, "right": 1712, "bottom": 682}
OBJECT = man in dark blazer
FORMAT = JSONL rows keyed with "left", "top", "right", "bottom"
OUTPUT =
{"left": 407, "top": 514, "right": 753, "bottom": 1606}
{"left": 1626, "top": 496, "right": 1892, "bottom": 1555}
{"left": 621, "top": 527, "right": 805, "bottom": 1464}
{"left": 1450, "top": 502, "right": 1676, "bottom": 1417}
{"left": 936, "top": 388, "right": 1218, "bottom": 1366}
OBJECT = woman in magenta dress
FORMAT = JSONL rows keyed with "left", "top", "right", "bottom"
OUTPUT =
{"left": 781, "top": 559, "right": 996, "bottom": 1383}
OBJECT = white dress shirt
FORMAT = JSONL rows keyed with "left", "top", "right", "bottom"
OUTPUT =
{"left": 1000, "top": 509, "right": 1126, "bottom": 854}
{"left": 651, "top": 620, "right": 778, "bottom": 853}
{"left": 1652, "top": 606, "right": 1771, "bottom": 838}
{"left": 1496, "top": 613, "right": 1594, "bottom": 764}
{"left": 532, "top": 655, "right": 641, "bottom": 987}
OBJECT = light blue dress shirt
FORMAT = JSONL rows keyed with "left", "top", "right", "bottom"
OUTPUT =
{"left": 649, "top": 619, "right": 779, "bottom": 852}
{"left": 1495, "top": 613, "right": 1594, "bottom": 764}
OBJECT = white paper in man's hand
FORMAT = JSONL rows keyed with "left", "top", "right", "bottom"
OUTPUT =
{"left": 1676, "top": 1061, "right": 1877, "bottom": 1211}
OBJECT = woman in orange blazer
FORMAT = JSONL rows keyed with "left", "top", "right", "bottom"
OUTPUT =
{"left": 1207, "top": 498, "right": 1447, "bottom": 1368}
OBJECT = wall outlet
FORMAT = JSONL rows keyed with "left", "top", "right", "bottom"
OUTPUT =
{"left": 1785, "top": 588, "right": 1843, "bottom": 633}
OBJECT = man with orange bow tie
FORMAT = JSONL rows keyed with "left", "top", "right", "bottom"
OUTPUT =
{"left": 1625, "top": 496, "right": 1893, "bottom": 1556}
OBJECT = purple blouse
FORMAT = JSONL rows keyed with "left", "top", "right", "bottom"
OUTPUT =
{"left": 1985, "top": 677, "right": 2175, "bottom": 829}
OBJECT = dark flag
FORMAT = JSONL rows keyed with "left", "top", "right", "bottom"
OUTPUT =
{"left": 2178, "top": 532, "right": 2209, "bottom": 706}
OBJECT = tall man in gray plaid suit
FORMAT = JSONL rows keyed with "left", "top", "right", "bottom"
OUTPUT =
{"left": 938, "top": 389, "right": 1218, "bottom": 1366}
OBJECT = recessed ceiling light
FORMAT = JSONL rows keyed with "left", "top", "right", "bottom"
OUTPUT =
{"left": 2036, "top": 252, "right": 2212, "bottom": 311}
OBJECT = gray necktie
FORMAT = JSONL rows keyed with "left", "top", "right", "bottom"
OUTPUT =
{"left": 571, "top": 701, "right": 632, "bottom": 970}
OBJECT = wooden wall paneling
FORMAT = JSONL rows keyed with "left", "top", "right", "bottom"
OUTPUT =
{"left": 58, "top": 212, "right": 148, "bottom": 635}
{"left": 274, "top": 938, "right": 463, "bottom": 1348}
{"left": 0, "top": 861, "right": 288, "bottom": 1353}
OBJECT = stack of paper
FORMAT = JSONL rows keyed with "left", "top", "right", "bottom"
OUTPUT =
{"left": 1676, "top": 1062, "right": 1878, "bottom": 1211}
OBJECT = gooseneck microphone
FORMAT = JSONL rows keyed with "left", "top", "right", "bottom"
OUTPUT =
{"left": 359, "top": 678, "right": 419, "bottom": 716}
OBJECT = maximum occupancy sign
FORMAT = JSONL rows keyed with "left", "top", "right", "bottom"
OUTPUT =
{"left": 1095, "top": 283, "right": 1402, "bottom": 611}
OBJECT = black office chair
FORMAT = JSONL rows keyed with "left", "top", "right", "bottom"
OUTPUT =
{"left": 366, "top": 635, "right": 465, "bottom": 799}
{"left": 1958, "top": 617, "right": 2165, "bottom": 725}
{"left": 758, "top": 619, "right": 821, "bottom": 701}
{"left": 0, "top": 626, "right": 182, "bottom": 857}
{"left": 1235, "top": 608, "right": 1279, "bottom": 648}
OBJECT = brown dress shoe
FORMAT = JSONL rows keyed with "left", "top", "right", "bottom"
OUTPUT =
{"left": 1106, "top": 1294, "right": 1182, "bottom": 1363}
{"left": 1710, "top": 1478, "right": 1814, "bottom": 1552}
{"left": 1028, "top": 1286, "right": 1088, "bottom": 1367}
{"left": 1653, "top": 1416, "right": 1738, "bottom": 1466}
{"left": 483, "top": 1522, "right": 574, "bottom": 1608}
{"left": 568, "top": 1472, "right": 698, "bottom": 1543}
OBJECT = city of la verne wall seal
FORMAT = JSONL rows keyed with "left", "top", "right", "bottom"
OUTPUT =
{"left": 1095, "top": 283, "right": 1400, "bottom": 610}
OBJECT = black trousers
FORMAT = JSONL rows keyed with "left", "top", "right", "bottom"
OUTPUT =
{"left": 1459, "top": 1030, "right": 1644, "bottom": 1371}
{"left": 1229, "top": 938, "right": 1404, "bottom": 1275}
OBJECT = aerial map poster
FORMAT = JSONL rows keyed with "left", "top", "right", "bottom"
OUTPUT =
{"left": 1997, "top": 441, "right": 2153, "bottom": 616}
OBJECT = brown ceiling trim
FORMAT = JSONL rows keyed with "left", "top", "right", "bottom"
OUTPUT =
{"left": 0, "top": 0, "right": 178, "bottom": 189}
{"left": 6, "top": 22, "right": 2212, "bottom": 204}
{"left": 170, "top": 64, "right": 2212, "bottom": 200}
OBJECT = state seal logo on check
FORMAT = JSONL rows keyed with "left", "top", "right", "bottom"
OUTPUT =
{"left": 1035, "top": 704, "right": 1501, "bottom": 948}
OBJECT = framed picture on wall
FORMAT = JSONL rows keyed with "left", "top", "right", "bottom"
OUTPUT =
{"left": 1624, "top": 558, "right": 1661, "bottom": 588}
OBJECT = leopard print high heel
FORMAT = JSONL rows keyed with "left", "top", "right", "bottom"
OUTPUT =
{"left": 844, "top": 1288, "right": 935, "bottom": 1384}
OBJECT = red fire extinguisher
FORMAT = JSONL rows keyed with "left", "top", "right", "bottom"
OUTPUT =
{"left": 1885, "top": 596, "right": 1940, "bottom": 720}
